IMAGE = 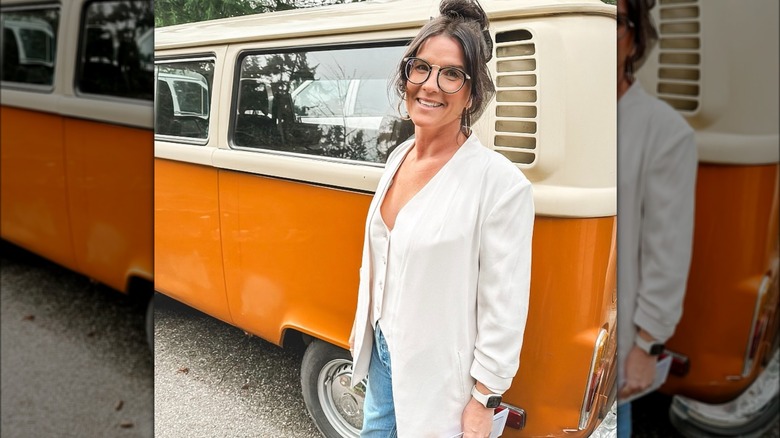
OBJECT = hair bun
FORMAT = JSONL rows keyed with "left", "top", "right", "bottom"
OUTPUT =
{"left": 440, "top": 0, "right": 492, "bottom": 61}
{"left": 439, "top": 0, "right": 489, "bottom": 30}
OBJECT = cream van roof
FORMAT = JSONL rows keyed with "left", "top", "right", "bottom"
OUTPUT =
{"left": 154, "top": 0, "right": 613, "bottom": 50}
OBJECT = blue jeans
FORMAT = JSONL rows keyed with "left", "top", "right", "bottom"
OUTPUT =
{"left": 617, "top": 402, "right": 631, "bottom": 437}
{"left": 361, "top": 325, "right": 397, "bottom": 438}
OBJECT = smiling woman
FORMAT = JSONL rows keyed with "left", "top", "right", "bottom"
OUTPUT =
{"left": 348, "top": 2, "right": 534, "bottom": 436}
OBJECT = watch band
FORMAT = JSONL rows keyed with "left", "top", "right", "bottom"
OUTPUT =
{"left": 471, "top": 385, "right": 502, "bottom": 409}
{"left": 635, "top": 333, "right": 665, "bottom": 355}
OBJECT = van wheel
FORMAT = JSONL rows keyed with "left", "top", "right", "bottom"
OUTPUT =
{"left": 301, "top": 340, "right": 365, "bottom": 438}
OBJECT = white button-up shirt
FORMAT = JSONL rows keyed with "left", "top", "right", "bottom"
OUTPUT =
{"left": 368, "top": 204, "right": 391, "bottom": 330}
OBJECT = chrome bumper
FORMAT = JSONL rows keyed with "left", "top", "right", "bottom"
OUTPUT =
{"left": 669, "top": 348, "right": 779, "bottom": 437}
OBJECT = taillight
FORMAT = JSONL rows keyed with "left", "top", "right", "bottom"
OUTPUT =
{"left": 661, "top": 350, "right": 691, "bottom": 376}
{"left": 496, "top": 404, "right": 526, "bottom": 430}
{"left": 743, "top": 275, "right": 771, "bottom": 377}
{"left": 578, "top": 327, "right": 610, "bottom": 429}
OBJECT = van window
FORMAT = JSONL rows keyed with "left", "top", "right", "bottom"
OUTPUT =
{"left": 232, "top": 43, "right": 414, "bottom": 164}
{"left": 155, "top": 59, "right": 215, "bottom": 141}
{"left": 76, "top": 0, "right": 154, "bottom": 100}
{"left": 1, "top": 6, "right": 59, "bottom": 86}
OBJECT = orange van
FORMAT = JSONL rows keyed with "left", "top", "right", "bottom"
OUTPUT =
{"left": 154, "top": 0, "right": 618, "bottom": 436}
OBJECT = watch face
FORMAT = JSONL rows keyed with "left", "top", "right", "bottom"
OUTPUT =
{"left": 650, "top": 344, "right": 665, "bottom": 355}
{"left": 486, "top": 396, "right": 502, "bottom": 409}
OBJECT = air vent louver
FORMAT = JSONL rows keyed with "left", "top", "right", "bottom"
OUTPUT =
{"left": 656, "top": 0, "right": 701, "bottom": 112}
{"left": 494, "top": 29, "right": 537, "bottom": 165}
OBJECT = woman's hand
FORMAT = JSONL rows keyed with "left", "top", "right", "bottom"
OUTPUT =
{"left": 461, "top": 397, "right": 493, "bottom": 438}
{"left": 618, "top": 345, "right": 658, "bottom": 400}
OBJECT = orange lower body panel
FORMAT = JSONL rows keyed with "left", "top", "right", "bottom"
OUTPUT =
{"left": 661, "top": 163, "right": 780, "bottom": 402}
{"left": 1, "top": 106, "right": 153, "bottom": 292}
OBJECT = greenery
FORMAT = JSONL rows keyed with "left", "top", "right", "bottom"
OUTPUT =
{"left": 155, "top": 0, "right": 365, "bottom": 27}
{"left": 157, "top": 0, "right": 615, "bottom": 27}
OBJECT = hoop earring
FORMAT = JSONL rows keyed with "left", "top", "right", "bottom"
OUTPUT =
{"left": 398, "top": 100, "right": 411, "bottom": 121}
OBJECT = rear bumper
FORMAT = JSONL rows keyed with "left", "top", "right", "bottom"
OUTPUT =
{"left": 669, "top": 348, "right": 779, "bottom": 437}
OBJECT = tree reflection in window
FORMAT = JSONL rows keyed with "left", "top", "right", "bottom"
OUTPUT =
{"left": 233, "top": 43, "right": 415, "bottom": 164}
{"left": 77, "top": 0, "right": 154, "bottom": 100}
{"left": 1, "top": 7, "right": 59, "bottom": 85}
{"left": 155, "top": 60, "right": 214, "bottom": 139}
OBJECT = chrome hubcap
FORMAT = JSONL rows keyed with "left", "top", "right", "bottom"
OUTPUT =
{"left": 317, "top": 358, "right": 366, "bottom": 437}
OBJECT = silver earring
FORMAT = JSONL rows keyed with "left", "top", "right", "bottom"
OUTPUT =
{"left": 398, "top": 100, "right": 411, "bottom": 121}
{"left": 461, "top": 109, "right": 471, "bottom": 135}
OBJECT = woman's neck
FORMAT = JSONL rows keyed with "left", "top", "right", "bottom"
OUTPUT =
{"left": 412, "top": 123, "right": 467, "bottom": 159}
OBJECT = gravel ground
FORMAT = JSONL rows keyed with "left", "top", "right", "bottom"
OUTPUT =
{"left": 0, "top": 240, "right": 153, "bottom": 438}
{"left": 153, "top": 293, "right": 323, "bottom": 437}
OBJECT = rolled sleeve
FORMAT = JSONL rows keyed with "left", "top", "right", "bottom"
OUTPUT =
{"left": 470, "top": 179, "right": 534, "bottom": 394}
{"left": 634, "top": 128, "right": 697, "bottom": 342}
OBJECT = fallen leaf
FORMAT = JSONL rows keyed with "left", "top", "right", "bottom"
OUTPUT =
{"left": 115, "top": 400, "right": 124, "bottom": 411}
{"left": 177, "top": 367, "right": 189, "bottom": 374}
{"left": 87, "top": 331, "right": 96, "bottom": 337}
{"left": 22, "top": 315, "right": 34, "bottom": 321}
{"left": 120, "top": 421, "right": 133, "bottom": 428}
{"left": 241, "top": 383, "right": 250, "bottom": 390}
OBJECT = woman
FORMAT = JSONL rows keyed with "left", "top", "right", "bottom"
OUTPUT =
{"left": 616, "top": 0, "right": 697, "bottom": 435}
{"left": 349, "top": 0, "right": 534, "bottom": 436}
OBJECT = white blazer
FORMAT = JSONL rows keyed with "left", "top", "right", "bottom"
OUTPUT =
{"left": 617, "top": 81, "right": 696, "bottom": 386}
{"left": 350, "top": 134, "right": 534, "bottom": 437}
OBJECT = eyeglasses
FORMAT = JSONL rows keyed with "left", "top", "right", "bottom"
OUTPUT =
{"left": 403, "top": 57, "right": 471, "bottom": 94}
{"left": 617, "top": 15, "right": 634, "bottom": 39}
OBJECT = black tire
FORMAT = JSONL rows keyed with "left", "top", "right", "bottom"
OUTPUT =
{"left": 301, "top": 339, "right": 366, "bottom": 438}
{"left": 145, "top": 294, "right": 154, "bottom": 352}
{"left": 669, "top": 393, "right": 780, "bottom": 437}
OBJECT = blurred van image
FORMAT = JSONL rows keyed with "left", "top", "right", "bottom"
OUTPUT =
{"left": 634, "top": 0, "right": 779, "bottom": 435}
{"left": 1, "top": 0, "right": 154, "bottom": 319}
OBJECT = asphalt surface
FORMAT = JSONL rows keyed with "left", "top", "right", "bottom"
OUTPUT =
{"left": 153, "top": 293, "right": 322, "bottom": 437}
{"left": 0, "top": 240, "right": 153, "bottom": 438}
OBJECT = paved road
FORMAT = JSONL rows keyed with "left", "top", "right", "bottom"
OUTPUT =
{"left": 0, "top": 241, "right": 153, "bottom": 438}
{"left": 153, "top": 293, "right": 322, "bottom": 437}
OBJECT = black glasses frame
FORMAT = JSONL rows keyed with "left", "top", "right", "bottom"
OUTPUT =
{"left": 402, "top": 57, "right": 471, "bottom": 94}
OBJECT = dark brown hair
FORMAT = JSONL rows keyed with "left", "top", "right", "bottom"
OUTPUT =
{"left": 393, "top": 0, "right": 495, "bottom": 133}
{"left": 623, "top": 0, "right": 658, "bottom": 79}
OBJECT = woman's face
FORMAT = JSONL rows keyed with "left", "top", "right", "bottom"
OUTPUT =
{"left": 405, "top": 35, "right": 472, "bottom": 134}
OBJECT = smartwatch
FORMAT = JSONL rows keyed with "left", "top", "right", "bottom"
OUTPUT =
{"left": 635, "top": 334, "right": 665, "bottom": 355}
{"left": 471, "top": 385, "right": 502, "bottom": 409}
